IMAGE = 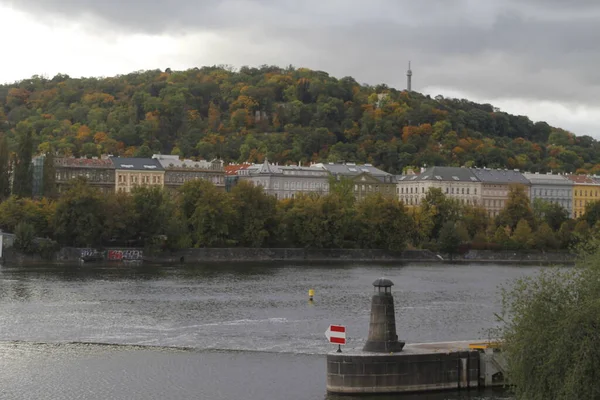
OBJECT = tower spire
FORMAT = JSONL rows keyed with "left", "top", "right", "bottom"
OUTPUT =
{"left": 406, "top": 61, "right": 412, "bottom": 92}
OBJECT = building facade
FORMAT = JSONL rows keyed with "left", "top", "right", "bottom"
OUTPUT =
{"left": 238, "top": 159, "right": 330, "bottom": 199}
{"left": 397, "top": 166, "right": 482, "bottom": 207}
{"left": 54, "top": 157, "right": 115, "bottom": 194}
{"left": 523, "top": 172, "right": 573, "bottom": 216}
{"left": 470, "top": 168, "right": 530, "bottom": 218}
{"left": 567, "top": 175, "right": 600, "bottom": 218}
{"left": 313, "top": 163, "right": 396, "bottom": 201}
{"left": 111, "top": 157, "right": 165, "bottom": 193}
{"left": 152, "top": 154, "right": 225, "bottom": 191}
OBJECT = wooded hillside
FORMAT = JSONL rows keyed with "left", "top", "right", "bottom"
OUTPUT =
{"left": 0, "top": 65, "right": 597, "bottom": 174}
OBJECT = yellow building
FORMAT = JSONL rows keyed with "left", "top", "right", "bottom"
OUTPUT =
{"left": 111, "top": 157, "right": 165, "bottom": 193}
{"left": 567, "top": 175, "right": 600, "bottom": 218}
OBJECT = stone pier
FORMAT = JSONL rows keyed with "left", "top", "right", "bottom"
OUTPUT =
{"left": 326, "top": 278, "right": 502, "bottom": 395}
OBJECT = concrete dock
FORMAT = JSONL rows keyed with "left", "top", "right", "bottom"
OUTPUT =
{"left": 326, "top": 278, "right": 506, "bottom": 395}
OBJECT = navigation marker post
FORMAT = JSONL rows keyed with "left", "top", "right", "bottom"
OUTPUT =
{"left": 325, "top": 325, "right": 346, "bottom": 353}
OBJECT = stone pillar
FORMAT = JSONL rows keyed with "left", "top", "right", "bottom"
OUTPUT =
{"left": 363, "top": 278, "right": 405, "bottom": 353}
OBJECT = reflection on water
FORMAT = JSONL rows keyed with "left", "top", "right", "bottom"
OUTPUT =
{"left": 0, "top": 262, "right": 531, "bottom": 399}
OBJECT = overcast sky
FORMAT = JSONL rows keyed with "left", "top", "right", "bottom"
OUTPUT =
{"left": 1, "top": 0, "right": 599, "bottom": 137}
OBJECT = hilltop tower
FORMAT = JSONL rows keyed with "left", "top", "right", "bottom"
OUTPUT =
{"left": 406, "top": 61, "right": 412, "bottom": 92}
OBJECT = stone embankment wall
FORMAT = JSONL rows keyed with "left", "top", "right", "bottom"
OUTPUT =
{"left": 1, "top": 247, "right": 576, "bottom": 265}
{"left": 147, "top": 248, "right": 438, "bottom": 263}
{"left": 459, "top": 249, "right": 575, "bottom": 264}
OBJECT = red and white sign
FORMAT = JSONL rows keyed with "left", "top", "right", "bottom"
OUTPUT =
{"left": 325, "top": 325, "right": 346, "bottom": 345}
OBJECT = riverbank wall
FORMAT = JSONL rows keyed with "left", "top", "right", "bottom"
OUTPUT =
{"left": 1, "top": 247, "right": 576, "bottom": 265}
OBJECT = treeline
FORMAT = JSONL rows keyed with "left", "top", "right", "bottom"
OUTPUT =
{"left": 1, "top": 66, "right": 599, "bottom": 175}
{"left": 2, "top": 178, "right": 598, "bottom": 256}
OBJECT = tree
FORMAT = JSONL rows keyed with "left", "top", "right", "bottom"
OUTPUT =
{"left": 493, "top": 226, "right": 511, "bottom": 249}
{"left": 230, "top": 181, "right": 277, "bottom": 247}
{"left": 179, "top": 180, "right": 236, "bottom": 247}
{"left": 14, "top": 221, "right": 36, "bottom": 254}
{"left": 511, "top": 219, "right": 534, "bottom": 250}
{"left": 12, "top": 126, "right": 34, "bottom": 197}
{"left": 533, "top": 198, "right": 569, "bottom": 231}
{"left": 438, "top": 221, "right": 463, "bottom": 260}
{"left": 534, "top": 222, "right": 559, "bottom": 250}
{"left": 354, "top": 193, "right": 413, "bottom": 251}
{"left": 583, "top": 200, "right": 600, "bottom": 228}
{"left": 495, "top": 243, "right": 600, "bottom": 399}
{"left": 496, "top": 184, "right": 534, "bottom": 231}
{"left": 130, "top": 186, "right": 186, "bottom": 249}
{"left": 419, "top": 188, "right": 461, "bottom": 240}
{"left": 0, "top": 134, "right": 11, "bottom": 200}
{"left": 42, "top": 151, "right": 57, "bottom": 198}
{"left": 53, "top": 178, "right": 105, "bottom": 247}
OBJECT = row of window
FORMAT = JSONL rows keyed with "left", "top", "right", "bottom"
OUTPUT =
{"left": 400, "top": 197, "right": 478, "bottom": 206}
{"left": 575, "top": 189, "right": 600, "bottom": 197}
{"left": 56, "top": 171, "right": 114, "bottom": 182}
{"left": 398, "top": 186, "right": 478, "bottom": 195}
{"left": 118, "top": 174, "right": 162, "bottom": 185}
{"left": 533, "top": 189, "right": 571, "bottom": 197}
{"left": 355, "top": 184, "right": 392, "bottom": 192}
{"left": 165, "top": 173, "right": 224, "bottom": 184}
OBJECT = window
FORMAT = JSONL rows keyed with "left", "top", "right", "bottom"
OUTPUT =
{"left": 422, "top": 187, "right": 425, "bottom": 193}
{"left": 474, "top": 188, "right": 477, "bottom": 195}
{"left": 461, "top": 188, "right": 465, "bottom": 194}
{"left": 467, "top": 188, "right": 470, "bottom": 195}
{"left": 451, "top": 188, "right": 454, "bottom": 194}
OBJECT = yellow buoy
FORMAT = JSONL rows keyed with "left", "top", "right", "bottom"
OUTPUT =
{"left": 308, "top": 289, "right": 315, "bottom": 301}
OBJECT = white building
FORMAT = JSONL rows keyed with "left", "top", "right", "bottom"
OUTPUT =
{"left": 238, "top": 159, "right": 330, "bottom": 199}
{"left": 397, "top": 166, "right": 482, "bottom": 207}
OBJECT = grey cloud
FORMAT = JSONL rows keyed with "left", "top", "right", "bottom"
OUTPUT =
{"left": 3, "top": 0, "right": 600, "bottom": 134}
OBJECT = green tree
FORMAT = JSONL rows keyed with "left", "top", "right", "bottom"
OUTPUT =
{"left": 354, "top": 193, "right": 413, "bottom": 251}
{"left": 438, "top": 221, "right": 463, "bottom": 260}
{"left": 511, "top": 219, "right": 534, "bottom": 250}
{"left": 0, "top": 134, "right": 11, "bottom": 199}
{"left": 496, "top": 184, "right": 534, "bottom": 231}
{"left": 130, "top": 186, "right": 185, "bottom": 249}
{"left": 14, "top": 221, "right": 36, "bottom": 254}
{"left": 583, "top": 200, "right": 600, "bottom": 228}
{"left": 230, "top": 181, "right": 277, "bottom": 247}
{"left": 42, "top": 151, "right": 57, "bottom": 198}
{"left": 533, "top": 198, "right": 569, "bottom": 231}
{"left": 178, "top": 179, "right": 235, "bottom": 247}
{"left": 12, "top": 126, "right": 34, "bottom": 197}
{"left": 493, "top": 225, "right": 511, "bottom": 249}
{"left": 420, "top": 188, "right": 461, "bottom": 240}
{"left": 495, "top": 243, "right": 600, "bottom": 399}
{"left": 534, "top": 222, "right": 559, "bottom": 250}
{"left": 53, "top": 178, "right": 105, "bottom": 247}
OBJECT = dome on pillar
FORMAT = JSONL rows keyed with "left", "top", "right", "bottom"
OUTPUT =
{"left": 372, "top": 278, "right": 393, "bottom": 288}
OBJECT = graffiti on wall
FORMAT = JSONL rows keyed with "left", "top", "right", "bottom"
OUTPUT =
{"left": 107, "top": 249, "right": 143, "bottom": 261}
{"left": 80, "top": 248, "right": 96, "bottom": 258}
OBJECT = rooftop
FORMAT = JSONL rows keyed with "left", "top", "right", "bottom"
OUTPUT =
{"left": 469, "top": 168, "right": 529, "bottom": 185}
{"left": 55, "top": 157, "right": 114, "bottom": 168}
{"left": 110, "top": 157, "right": 164, "bottom": 171}
{"left": 152, "top": 154, "right": 219, "bottom": 170}
{"left": 522, "top": 172, "right": 573, "bottom": 185}
{"left": 313, "top": 162, "right": 391, "bottom": 177}
{"left": 398, "top": 166, "right": 479, "bottom": 183}
{"left": 566, "top": 175, "right": 596, "bottom": 184}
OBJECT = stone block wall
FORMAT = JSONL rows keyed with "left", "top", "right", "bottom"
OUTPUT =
{"left": 327, "top": 351, "right": 480, "bottom": 394}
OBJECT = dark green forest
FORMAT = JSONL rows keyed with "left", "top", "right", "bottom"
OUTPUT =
{"left": 0, "top": 65, "right": 597, "bottom": 174}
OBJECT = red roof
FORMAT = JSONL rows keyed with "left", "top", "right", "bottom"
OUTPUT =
{"left": 55, "top": 157, "right": 114, "bottom": 168}
{"left": 566, "top": 175, "right": 595, "bottom": 184}
{"left": 225, "top": 163, "right": 250, "bottom": 176}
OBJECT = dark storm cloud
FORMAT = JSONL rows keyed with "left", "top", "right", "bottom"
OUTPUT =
{"left": 3, "top": 0, "right": 600, "bottom": 109}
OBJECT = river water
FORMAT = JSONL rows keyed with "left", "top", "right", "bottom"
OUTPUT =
{"left": 0, "top": 262, "right": 535, "bottom": 399}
